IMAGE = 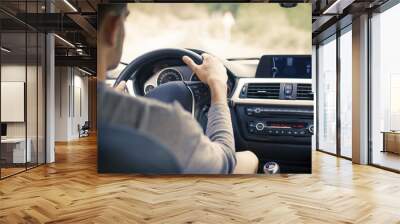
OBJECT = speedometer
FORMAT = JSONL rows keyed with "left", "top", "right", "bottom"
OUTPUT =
{"left": 157, "top": 68, "right": 183, "bottom": 85}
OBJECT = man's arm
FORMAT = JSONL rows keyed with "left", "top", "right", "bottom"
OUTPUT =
{"left": 182, "top": 53, "right": 236, "bottom": 173}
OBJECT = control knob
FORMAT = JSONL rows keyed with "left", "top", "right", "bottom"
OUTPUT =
{"left": 263, "top": 162, "right": 280, "bottom": 175}
{"left": 255, "top": 122, "right": 265, "bottom": 131}
{"left": 308, "top": 125, "right": 314, "bottom": 134}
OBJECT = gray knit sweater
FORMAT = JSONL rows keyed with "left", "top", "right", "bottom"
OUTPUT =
{"left": 98, "top": 82, "right": 236, "bottom": 174}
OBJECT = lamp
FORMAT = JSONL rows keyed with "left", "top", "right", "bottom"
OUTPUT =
{"left": 78, "top": 67, "right": 93, "bottom": 76}
{"left": 63, "top": 0, "right": 78, "bottom": 12}
{"left": 54, "top": 34, "right": 75, "bottom": 48}
{"left": 1, "top": 47, "right": 11, "bottom": 53}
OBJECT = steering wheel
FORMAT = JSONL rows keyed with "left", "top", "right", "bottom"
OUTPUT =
{"left": 114, "top": 48, "right": 212, "bottom": 129}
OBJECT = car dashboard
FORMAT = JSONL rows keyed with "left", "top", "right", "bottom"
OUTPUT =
{"left": 133, "top": 55, "right": 314, "bottom": 173}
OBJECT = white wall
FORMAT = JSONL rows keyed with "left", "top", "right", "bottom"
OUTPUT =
{"left": 54, "top": 67, "right": 89, "bottom": 141}
{"left": 70, "top": 73, "right": 89, "bottom": 139}
{"left": 55, "top": 66, "right": 69, "bottom": 141}
{"left": 1, "top": 82, "right": 25, "bottom": 122}
{"left": 1, "top": 65, "right": 35, "bottom": 138}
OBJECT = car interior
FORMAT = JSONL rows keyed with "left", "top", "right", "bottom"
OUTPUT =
{"left": 110, "top": 48, "right": 313, "bottom": 174}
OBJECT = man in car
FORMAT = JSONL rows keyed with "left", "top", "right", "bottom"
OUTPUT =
{"left": 97, "top": 4, "right": 258, "bottom": 174}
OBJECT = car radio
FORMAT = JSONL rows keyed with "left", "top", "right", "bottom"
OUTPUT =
{"left": 245, "top": 106, "right": 313, "bottom": 117}
{"left": 247, "top": 120, "right": 313, "bottom": 137}
{"left": 236, "top": 105, "right": 314, "bottom": 143}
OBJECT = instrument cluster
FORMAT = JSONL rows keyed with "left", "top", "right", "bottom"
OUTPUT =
{"left": 143, "top": 66, "right": 198, "bottom": 94}
{"left": 143, "top": 65, "right": 235, "bottom": 96}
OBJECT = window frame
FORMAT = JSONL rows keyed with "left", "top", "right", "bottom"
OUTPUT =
{"left": 368, "top": 1, "right": 400, "bottom": 173}
{"left": 315, "top": 23, "right": 353, "bottom": 160}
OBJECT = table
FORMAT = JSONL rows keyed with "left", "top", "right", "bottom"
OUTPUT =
{"left": 382, "top": 131, "right": 400, "bottom": 154}
{"left": 1, "top": 138, "right": 31, "bottom": 163}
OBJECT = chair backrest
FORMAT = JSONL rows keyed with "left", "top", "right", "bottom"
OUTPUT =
{"left": 98, "top": 123, "right": 182, "bottom": 174}
{"left": 82, "top": 121, "right": 90, "bottom": 129}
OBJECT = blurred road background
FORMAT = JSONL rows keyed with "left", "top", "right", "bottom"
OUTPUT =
{"left": 109, "top": 3, "right": 311, "bottom": 77}
{"left": 123, "top": 3, "right": 310, "bottom": 59}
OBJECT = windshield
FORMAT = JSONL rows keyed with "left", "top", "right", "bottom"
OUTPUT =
{"left": 109, "top": 3, "right": 311, "bottom": 79}
{"left": 121, "top": 3, "right": 310, "bottom": 60}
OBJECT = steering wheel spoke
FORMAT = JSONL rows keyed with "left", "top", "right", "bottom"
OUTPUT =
{"left": 185, "top": 81, "right": 210, "bottom": 106}
{"left": 184, "top": 81, "right": 211, "bottom": 131}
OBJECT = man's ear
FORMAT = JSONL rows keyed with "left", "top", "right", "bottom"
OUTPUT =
{"left": 102, "top": 15, "right": 121, "bottom": 48}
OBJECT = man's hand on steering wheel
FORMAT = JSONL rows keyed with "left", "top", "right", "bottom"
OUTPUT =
{"left": 114, "top": 80, "right": 130, "bottom": 95}
{"left": 114, "top": 80, "right": 126, "bottom": 92}
{"left": 182, "top": 53, "right": 228, "bottom": 104}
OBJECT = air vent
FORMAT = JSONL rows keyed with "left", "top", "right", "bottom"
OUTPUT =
{"left": 246, "top": 83, "right": 280, "bottom": 99}
{"left": 296, "top": 84, "right": 313, "bottom": 100}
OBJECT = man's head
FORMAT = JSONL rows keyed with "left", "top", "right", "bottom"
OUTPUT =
{"left": 98, "top": 4, "right": 129, "bottom": 71}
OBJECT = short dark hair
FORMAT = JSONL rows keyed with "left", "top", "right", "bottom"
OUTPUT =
{"left": 98, "top": 3, "right": 127, "bottom": 28}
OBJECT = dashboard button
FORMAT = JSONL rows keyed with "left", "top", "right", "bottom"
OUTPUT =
{"left": 241, "top": 85, "right": 247, "bottom": 94}
{"left": 246, "top": 107, "right": 254, "bottom": 116}
{"left": 284, "top": 84, "right": 293, "bottom": 94}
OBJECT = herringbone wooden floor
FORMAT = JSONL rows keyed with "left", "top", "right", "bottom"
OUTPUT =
{"left": 1, "top": 135, "right": 400, "bottom": 224}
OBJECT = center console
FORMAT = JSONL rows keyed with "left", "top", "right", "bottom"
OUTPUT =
{"left": 231, "top": 78, "right": 314, "bottom": 173}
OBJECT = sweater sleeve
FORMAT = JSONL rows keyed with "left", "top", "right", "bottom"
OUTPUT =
{"left": 205, "top": 102, "right": 236, "bottom": 171}
{"left": 141, "top": 100, "right": 237, "bottom": 174}
{"left": 180, "top": 101, "right": 236, "bottom": 174}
